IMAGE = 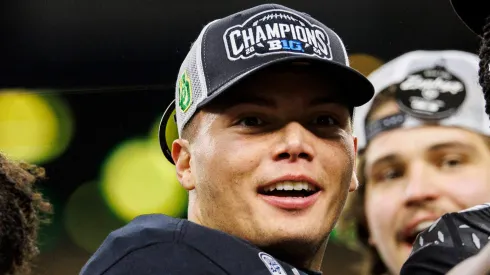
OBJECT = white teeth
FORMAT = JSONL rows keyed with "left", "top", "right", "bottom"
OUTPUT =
{"left": 413, "top": 221, "right": 436, "bottom": 234}
{"left": 263, "top": 181, "right": 317, "bottom": 192}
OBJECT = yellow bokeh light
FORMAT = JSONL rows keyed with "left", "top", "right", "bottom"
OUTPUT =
{"left": 0, "top": 90, "right": 73, "bottom": 164}
{"left": 150, "top": 111, "right": 178, "bottom": 153}
{"left": 150, "top": 114, "right": 163, "bottom": 145}
{"left": 349, "top": 54, "right": 385, "bottom": 77}
{"left": 101, "top": 138, "right": 187, "bottom": 222}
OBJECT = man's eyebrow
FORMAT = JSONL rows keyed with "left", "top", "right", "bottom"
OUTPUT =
{"left": 366, "top": 141, "right": 478, "bottom": 171}
{"left": 309, "top": 96, "right": 347, "bottom": 106}
{"left": 366, "top": 154, "right": 400, "bottom": 172}
{"left": 428, "top": 141, "right": 478, "bottom": 153}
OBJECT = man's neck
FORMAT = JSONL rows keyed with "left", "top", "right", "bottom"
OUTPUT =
{"left": 262, "top": 237, "right": 329, "bottom": 272}
{"left": 309, "top": 239, "right": 328, "bottom": 271}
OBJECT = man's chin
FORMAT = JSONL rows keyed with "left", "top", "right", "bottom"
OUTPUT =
{"left": 254, "top": 222, "right": 328, "bottom": 248}
{"left": 394, "top": 242, "right": 415, "bottom": 270}
{"left": 400, "top": 241, "right": 415, "bottom": 255}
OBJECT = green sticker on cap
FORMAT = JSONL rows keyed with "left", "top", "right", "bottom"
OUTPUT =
{"left": 178, "top": 71, "right": 192, "bottom": 112}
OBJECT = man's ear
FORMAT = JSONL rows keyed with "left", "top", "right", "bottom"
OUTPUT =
{"left": 172, "top": 139, "right": 195, "bottom": 190}
{"left": 349, "top": 136, "right": 359, "bottom": 192}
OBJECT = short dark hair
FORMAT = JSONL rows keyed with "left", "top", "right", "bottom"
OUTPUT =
{"left": 0, "top": 153, "right": 52, "bottom": 275}
{"left": 479, "top": 15, "right": 490, "bottom": 117}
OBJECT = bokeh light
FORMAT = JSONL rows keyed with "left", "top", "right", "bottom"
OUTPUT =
{"left": 0, "top": 90, "right": 74, "bottom": 164}
{"left": 36, "top": 187, "right": 64, "bottom": 253}
{"left": 348, "top": 53, "right": 385, "bottom": 77}
{"left": 150, "top": 114, "right": 164, "bottom": 146}
{"left": 64, "top": 181, "right": 126, "bottom": 253}
{"left": 100, "top": 138, "right": 187, "bottom": 222}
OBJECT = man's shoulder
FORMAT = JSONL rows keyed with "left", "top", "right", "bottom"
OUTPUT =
{"left": 400, "top": 203, "right": 490, "bottom": 275}
{"left": 80, "top": 214, "right": 187, "bottom": 274}
{"left": 97, "top": 213, "right": 184, "bottom": 251}
{"left": 80, "top": 214, "right": 319, "bottom": 275}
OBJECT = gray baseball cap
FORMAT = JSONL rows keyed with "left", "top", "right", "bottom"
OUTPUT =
{"left": 159, "top": 3, "right": 375, "bottom": 164}
{"left": 353, "top": 50, "right": 490, "bottom": 152}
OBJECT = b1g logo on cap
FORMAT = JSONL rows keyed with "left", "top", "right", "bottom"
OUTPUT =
{"left": 223, "top": 9, "right": 332, "bottom": 61}
{"left": 395, "top": 66, "right": 466, "bottom": 120}
{"left": 258, "top": 252, "right": 287, "bottom": 275}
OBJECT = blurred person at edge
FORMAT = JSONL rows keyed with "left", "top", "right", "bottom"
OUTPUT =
{"left": 0, "top": 152, "right": 52, "bottom": 275}
{"left": 395, "top": 2, "right": 490, "bottom": 275}
{"left": 340, "top": 50, "right": 490, "bottom": 275}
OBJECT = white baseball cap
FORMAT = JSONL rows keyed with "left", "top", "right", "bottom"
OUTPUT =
{"left": 353, "top": 50, "right": 490, "bottom": 151}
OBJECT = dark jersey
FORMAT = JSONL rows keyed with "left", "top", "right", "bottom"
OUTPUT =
{"left": 80, "top": 214, "right": 321, "bottom": 275}
{"left": 400, "top": 203, "right": 490, "bottom": 275}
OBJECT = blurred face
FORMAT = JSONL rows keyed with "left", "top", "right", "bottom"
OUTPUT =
{"left": 364, "top": 101, "right": 490, "bottom": 274}
{"left": 172, "top": 65, "right": 358, "bottom": 268}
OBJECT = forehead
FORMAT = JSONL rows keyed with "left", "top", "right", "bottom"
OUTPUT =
{"left": 365, "top": 126, "right": 486, "bottom": 164}
{"left": 210, "top": 64, "right": 349, "bottom": 106}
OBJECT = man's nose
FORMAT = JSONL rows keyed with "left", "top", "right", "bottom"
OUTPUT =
{"left": 403, "top": 161, "right": 440, "bottom": 207}
{"left": 272, "top": 122, "right": 314, "bottom": 162}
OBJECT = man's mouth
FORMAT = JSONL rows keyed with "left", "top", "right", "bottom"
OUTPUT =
{"left": 258, "top": 181, "right": 319, "bottom": 197}
{"left": 399, "top": 220, "right": 437, "bottom": 246}
{"left": 257, "top": 181, "right": 321, "bottom": 210}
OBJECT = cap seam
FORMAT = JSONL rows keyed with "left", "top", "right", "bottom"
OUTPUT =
{"left": 202, "top": 22, "right": 213, "bottom": 92}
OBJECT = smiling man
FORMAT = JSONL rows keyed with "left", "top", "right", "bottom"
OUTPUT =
{"left": 80, "top": 3, "right": 374, "bottom": 275}
{"left": 392, "top": 3, "right": 490, "bottom": 275}
{"left": 341, "top": 50, "right": 490, "bottom": 275}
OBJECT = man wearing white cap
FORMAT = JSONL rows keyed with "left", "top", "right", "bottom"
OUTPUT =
{"left": 341, "top": 50, "right": 490, "bottom": 275}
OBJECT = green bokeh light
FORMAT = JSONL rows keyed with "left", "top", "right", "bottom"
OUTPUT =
{"left": 36, "top": 187, "right": 63, "bottom": 253}
{"left": 64, "top": 181, "right": 126, "bottom": 253}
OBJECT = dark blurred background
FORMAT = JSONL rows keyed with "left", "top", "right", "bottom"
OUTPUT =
{"left": 0, "top": 0, "right": 480, "bottom": 274}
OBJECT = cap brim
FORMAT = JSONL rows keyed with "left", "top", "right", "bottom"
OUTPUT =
{"left": 159, "top": 100, "right": 178, "bottom": 164}
{"left": 451, "top": 0, "right": 489, "bottom": 36}
{"left": 196, "top": 56, "right": 374, "bottom": 111}
{"left": 159, "top": 56, "right": 375, "bottom": 165}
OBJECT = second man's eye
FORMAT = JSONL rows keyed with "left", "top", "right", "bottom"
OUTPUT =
{"left": 238, "top": 116, "right": 264, "bottom": 127}
{"left": 312, "top": 115, "right": 338, "bottom": 126}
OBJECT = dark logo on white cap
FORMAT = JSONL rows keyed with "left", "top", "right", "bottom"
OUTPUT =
{"left": 395, "top": 66, "right": 466, "bottom": 120}
{"left": 223, "top": 9, "right": 332, "bottom": 61}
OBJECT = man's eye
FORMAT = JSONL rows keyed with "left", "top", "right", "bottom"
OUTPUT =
{"left": 373, "top": 167, "right": 402, "bottom": 183}
{"left": 312, "top": 115, "right": 338, "bottom": 126}
{"left": 440, "top": 154, "right": 464, "bottom": 169}
{"left": 238, "top": 117, "right": 264, "bottom": 127}
{"left": 381, "top": 168, "right": 401, "bottom": 181}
